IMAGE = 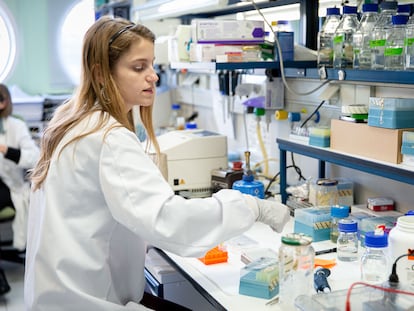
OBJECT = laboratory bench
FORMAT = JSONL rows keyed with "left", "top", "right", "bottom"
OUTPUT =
{"left": 153, "top": 219, "right": 362, "bottom": 311}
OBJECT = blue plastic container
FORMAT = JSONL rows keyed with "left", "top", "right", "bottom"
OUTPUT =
{"left": 232, "top": 174, "right": 265, "bottom": 199}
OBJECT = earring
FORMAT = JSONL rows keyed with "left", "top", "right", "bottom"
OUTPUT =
{"left": 100, "top": 85, "right": 110, "bottom": 104}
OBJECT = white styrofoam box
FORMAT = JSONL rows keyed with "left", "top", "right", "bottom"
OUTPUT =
{"left": 192, "top": 19, "right": 265, "bottom": 44}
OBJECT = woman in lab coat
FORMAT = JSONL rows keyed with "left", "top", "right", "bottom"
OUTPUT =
{"left": 24, "top": 16, "right": 290, "bottom": 311}
{"left": 0, "top": 83, "right": 39, "bottom": 251}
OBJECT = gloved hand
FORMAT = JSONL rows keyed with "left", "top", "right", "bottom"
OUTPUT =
{"left": 244, "top": 195, "right": 290, "bottom": 232}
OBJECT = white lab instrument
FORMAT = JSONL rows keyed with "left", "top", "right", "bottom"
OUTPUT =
{"left": 157, "top": 129, "right": 228, "bottom": 196}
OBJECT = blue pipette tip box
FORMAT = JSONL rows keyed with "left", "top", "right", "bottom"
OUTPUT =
{"left": 239, "top": 257, "right": 279, "bottom": 299}
{"left": 294, "top": 207, "right": 331, "bottom": 242}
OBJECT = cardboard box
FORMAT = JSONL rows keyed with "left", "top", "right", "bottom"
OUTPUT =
{"left": 330, "top": 119, "right": 414, "bottom": 164}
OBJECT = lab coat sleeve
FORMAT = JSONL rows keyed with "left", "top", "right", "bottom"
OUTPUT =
{"left": 7, "top": 117, "right": 39, "bottom": 169}
{"left": 99, "top": 128, "right": 257, "bottom": 258}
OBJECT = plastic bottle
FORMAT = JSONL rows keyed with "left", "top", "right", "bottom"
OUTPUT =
{"left": 370, "top": 1, "right": 398, "bottom": 70}
{"left": 405, "top": 12, "right": 414, "bottom": 70}
{"left": 330, "top": 205, "right": 350, "bottom": 243}
{"left": 168, "top": 104, "right": 184, "bottom": 130}
{"left": 273, "top": 20, "right": 294, "bottom": 62}
{"left": 317, "top": 7, "right": 341, "bottom": 68}
{"left": 278, "top": 233, "right": 314, "bottom": 307}
{"left": 384, "top": 15, "right": 409, "bottom": 70}
{"left": 361, "top": 229, "right": 389, "bottom": 284}
{"left": 388, "top": 215, "right": 414, "bottom": 288}
{"left": 353, "top": 3, "right": 379, "bottom": 69}
{"left": 333, "top": 6, "right": 359, "bottom": 69}
{"left": 337, "top": 219, "right": 359, "bottom": 262}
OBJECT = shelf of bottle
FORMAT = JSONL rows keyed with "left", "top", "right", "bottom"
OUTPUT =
{"left": 170, "top": 61, "right": 414, "bottom": 85}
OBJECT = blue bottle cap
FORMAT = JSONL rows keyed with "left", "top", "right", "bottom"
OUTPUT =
{"left": 362, "top": 3, "right": 378, "bottom": 13}
{"left": 185, "top": 122, "right": 197, "bottom": 129}
{"left": 343, "top": 6, "right": 357, "bottom": 15}
{"left": 365, "top": 231, "right": 388, "bottom": 248}
{"left": 338, "top": 219, "right": 358, "bottom": 232}
{"left": 405, "top": 210, "right": 414, "bottom": 216}
{"left": 397, "top": 4, "right": 411, "bottom": 14}
{"left": 331, "top": 205, "right": 350, "bottom": 218}
{"left": 171, "top": 103, "right": 181, "bottom": 110}
{"left": 392, "top": 15, "right": 409, "bottom": 25}
{"left": 326, "top": 7, "right": 340, "bottom": 16}
{"left": 277, "top": 20, "right": 289, "bottom": 25}
{"left": 380, "top": 1, "right": 398, "bottom": 11}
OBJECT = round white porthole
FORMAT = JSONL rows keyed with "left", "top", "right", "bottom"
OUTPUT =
{"left": 58, "top": 0, "right": 95, "bottom": 85}
{"left": 0, "top": 3, "right": 16, "bottom": 82}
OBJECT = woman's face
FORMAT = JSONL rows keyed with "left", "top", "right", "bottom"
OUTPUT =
{"left": 112, "top": 38, "right": 159, "bottom": 111}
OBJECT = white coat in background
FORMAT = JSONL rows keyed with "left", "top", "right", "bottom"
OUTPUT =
{"left": 24, "top": 111, "right": 257, "bottom": 310}
{"left": 0, "top": 116, "right": 39, "bottom": 250}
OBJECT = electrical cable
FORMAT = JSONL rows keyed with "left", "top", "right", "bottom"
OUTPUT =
{"left": 256, "top": 117, "right": 269, "bottom": 177}
{"left": 290, "top": 152, "right": 306, "bottom": 181}
{"left": 248, "top": 0, "right": 332, "bottom": 96}
{"left": 300, "top": 100, "right": 326, "bottom": 128}
{"left": 345, "top": 281, "right": 414, "bottom": 311}
{"left": 264, "top": 163, "right": 304, "bottom": 198}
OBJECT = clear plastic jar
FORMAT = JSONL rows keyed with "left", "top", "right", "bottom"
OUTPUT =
{"left": 330, "top": 205, "right": 350, "bottom": 243}
{"left": 315, "top": 178, "right": 339, "bottom": 207}
{"left": 361, "top": 230, "right": 389, "bottom": 284}
{"left": 278, "top": 233, "right": 314, "bottom": 307}
{"left": 337, "top": 219, "right": 359, "bottom": 262}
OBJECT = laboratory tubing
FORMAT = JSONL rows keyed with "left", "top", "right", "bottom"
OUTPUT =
{"left": 278, "top": 233, "right": 314, "bottom": 307}
{"left": 330, "top": 205, "right": 350, "bottom": 243}
{"left": 371, "top": 1, "right": 398, "bottom": 70}
{"left": 337, "top": 219, "right": 359, "bottom": 262}
{"left": 314, "top": 178, "right": 339, "bottom": 207}
{"left": 388, "top": 215, "right": 414, "bottom": 288}
{"left": 405, "top": 14, "right": 414, "bottom": 70}
{"left": 384, "top": 15, "right": 409, "bottom": 71}
{"left": 318, "top": 7, "right": 341, "bottom": 68}
{"left": 361, "top": 229, "right": 389, "bottom": 284}
{"left": 353, "top": 3, "right": 379, "bottom": 69}
{"left": 333, "top": 6, "right": 359, "bottom": 69}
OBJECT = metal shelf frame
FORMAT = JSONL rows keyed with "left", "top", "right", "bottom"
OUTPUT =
{"left": 277, "top": 138, "right": 414, "bottom": 204}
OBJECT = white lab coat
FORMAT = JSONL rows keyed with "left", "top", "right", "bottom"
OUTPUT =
{"left": 24, "top": 111, "right": 257, "bottom": 310}
{"left": 0, "top": 116, "right": 39, "bottom": 250}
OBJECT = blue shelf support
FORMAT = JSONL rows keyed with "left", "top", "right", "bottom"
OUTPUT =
{"left": 277, "top": 138, "right": 414, "bottom": 204}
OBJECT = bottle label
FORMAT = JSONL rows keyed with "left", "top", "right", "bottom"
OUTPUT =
{"left": 384, "top": 47, "right": 403, "bottom": 56}
{"left": 405, "top": 37, "right": 414, "bottom": 47}
{"left": 370, "top": 39, "right": 386, "bottom": 48}
{"left": 333, "top": 35, "right": 344, "bottom": 44}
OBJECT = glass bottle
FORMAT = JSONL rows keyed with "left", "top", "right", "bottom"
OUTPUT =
{"left": 361, "top": 229, "right": 389, "bottom": 284}
{"left": 278, "top": 233, "right": 314, "bottom": 307}
{"left": 337, "top": 219, "right": 359, "bottom": 262}
{"left": 384, "top": 15, "right": 409, "bottom": 70}
{"left": 353, "top": 3, "right": 379, "bottom": 69}
{"left": 406, "top": 13, "right": 414, "bottom": 70}
{"left": 371, "top": 1, "right": 398, "bottom": 70}
{"left": 318, "top": 7, "right": 341, "bottom": 68}
{"left": 168, "top": 103, "right": 184, "bottom": 130}
{"left": 315, "top": 178, "right": 339, "bottom": 207}
{"left": 333, "top": 6, "right": 359, "bottom": 69}
{"left": 330, "top": 205, "right": 350, "bottom": 243}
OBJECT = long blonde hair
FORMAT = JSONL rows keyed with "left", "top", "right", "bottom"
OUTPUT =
{"left": 30, "top": 16, "right": 160, "bottom": 190}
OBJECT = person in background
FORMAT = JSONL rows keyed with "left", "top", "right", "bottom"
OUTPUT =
{"left": 24, "top": 16, "right": 290, "bottom": 311}
{"left": 0, "top": 83, "right": 40, "bottom": 294}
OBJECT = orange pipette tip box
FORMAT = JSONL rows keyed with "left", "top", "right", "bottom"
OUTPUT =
{"left": 198, "top": 246, "right": 228, "bottom": 265}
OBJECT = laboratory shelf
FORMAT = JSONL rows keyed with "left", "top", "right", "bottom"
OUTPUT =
{"left": 171, "top": 61, "right": 414, "bottom": 84}
{"left": 170, "top": 60, "right": 317, "bottom": 72}
{"left": 277, "top": 138, "right": 414, "bottom": 204}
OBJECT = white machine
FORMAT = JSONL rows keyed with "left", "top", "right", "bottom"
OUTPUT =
{"left": 157, "top": 129, "right": 228, "bottom": 197}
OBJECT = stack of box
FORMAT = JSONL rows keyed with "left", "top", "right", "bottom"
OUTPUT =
{"left": 294, "top": 207, "right": 331, "bottom": 242}
{"left": 368, "top": 97, "right": 414, "bottom": 129}
{"left": 401, "top": 131, "right": 414, "bottom": 166}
